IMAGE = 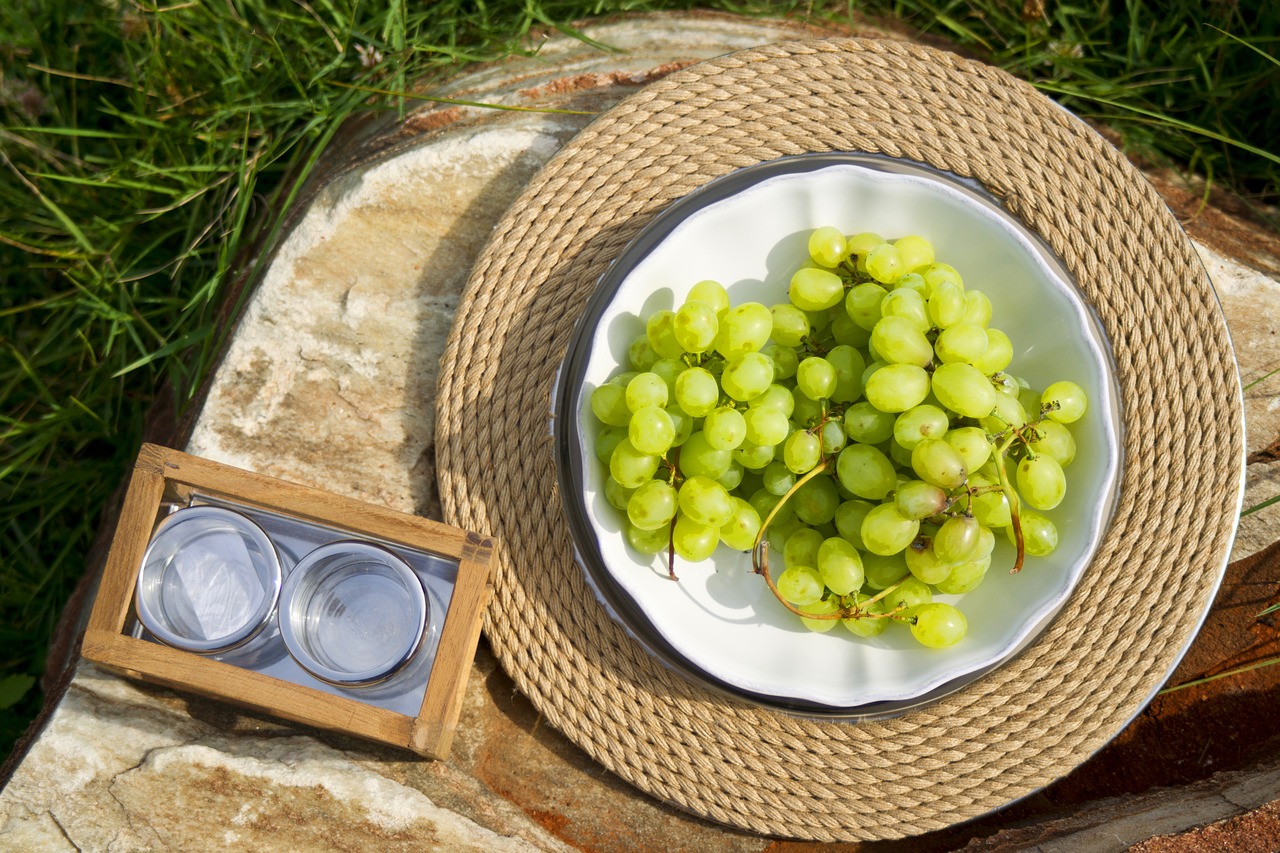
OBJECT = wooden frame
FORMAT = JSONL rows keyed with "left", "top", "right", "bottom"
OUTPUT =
{"left": 81, "top": 443, "right": 494, "bottom": 759}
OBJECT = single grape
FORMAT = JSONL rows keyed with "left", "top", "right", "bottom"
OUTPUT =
{"left": 931, "top": 362, "right": 997, "bottom": 419}
{"left": 672, "top": 513, "right": 718, "bottom": 562}
{"left": 677, "top": 475, "right": 734, "bottom": 528}
{"left": 895, "top": 272, "right": 927, "bottom": 296}
{"left": 1017, "top": 455, "right": 1067, "bottom": 510}
{"left": 928, "top": 280, "right": 966, "bottom": 329}
{"left": 961, "top": 290, "right": 993, "bottom": 328}
{"left": 844, "top": 402, "right": 896, "bottom": 444}
{"left": 864, "top": 363, "right": 931, "bottom": 412}
{"left": 933, "top": 515, "right": 981, "bottom": 564}
{"left": 716, "top": 460, "right": 744, "bottom": 491}
{"left": 866, "top": 243, "right": 905, "bottom": 284}
{"left": 893, "top": 404, "right": 949, "bottom": 450}
{"left": 894, "top": 479, "right": 949, "bottom": 520}
{"left": 904, "top": 540, "right": 953, "bottom": 584}
{"left": 749, "top": 488, "right": 794, "bottom": 528}
{"left": 625, "top": 372, "right": 668, "bottom": 411}
{"left": 911, "top": 438, "right": 968, "bottom": 490}
{"left": 783, "top": 527, "right": 824, "bottom": 569}
{"left": 862, "top": 552, "right": 909, "bottom": 590}
{"left": 893, "top": 234, "right": 935, "bottom": 273}
{"left": 981, "top": 392, "right": 1027, "bottom": 432}
{"left": 609, "top": 438, "right": 660, "bottom": 488}
{"left": 1027, "top": 420, "right": 1077, "bottom": 467}
{"left": 1008, "top": 509, "right": 1058, "bottom": 556}
{"left": 808, "top": 226, "right": 849, "bottom": 268}
{"left": 845, "top": 282, "right": 888, "bottom": 331}
{"left": 591, "top": 383, "right": 631, "bottom": 426}
{"left": 604, "top": 477, "right": 636, "bottom": 512}
{"left": 795, "top": 356, "right": 837, "bottom": 400}
{"left": 789, "top": 267, "right": 846, "bottom": 311}
{"left": 910, "top": 603, "right": 968, "bottom": 648}
{"left": 783, "top": 429, "right": 823, "bottom": 474}
{"left": 882, "top": 576, "right": 932, "bottom": 616}
{"left": 722, "top": 352, "right": 775, "bottom": 403}
{"left": 719, "top": 498, "right": 762, "bottom": 551}
{"left": 836, "top": 444, "right": 897, "bottom": 500}
{"left": 834, "top": 499, "right": 874, "bottom": 550}
{"left": 819, "top": 420, "right": 847, "bottom": 455}
{"left": 713, "top": 302, "right": 772, "bottom": 358}
{"left": 776, "top": 565, "right": 825, "bottom": 605}
{"left": 943, "top": 426, "right": 992, "bottom": 472}
{"left": 649, "top": 358, "right": 683, "bottom": 398}
{"left": 761, "top": 344, "right": 800, "bottom": 381}
{"left": 861, "top": 503, "right": 920, "bottom": 556}
{"left": 846, "top": 231, "right": 884, "bottom": 258}
{"left": 793, "top": 475, "right": 841, "bottom": 525}
{"left": 594, "top": 426, "right": 628, "bottom": 464}
{"left": 646, "top": 309, "right": 685, "bottom": 359}
{"left": 797, "top": 596, "right": 841, "bottom": 633}
{"left": 824, "top": 344, "right": 866, "bottom": 403}
{"left": 628, "top": 335, "right": 658, "bottom": 371}
{"left": 665, "top": 405, "right": 693, "bottom": 447}
{"left": 627, "top": 480, "right": 678, "bottom": 530}
{"left": 703, "top": 406, "right": 747, "bottom": 451}
{"left": 934, "top": 322, "right": 989, "bottom": 365}
{"left": 1041, "top": 380, "right": 1087, "bottom": 423}
{"left": 880, "top": 287, "right": 930, "bottom": 333}
{"left": 733, "top": 440, "right": 776, "bottom": 470}
{"left": 762, "top": 460, "right": 797, "bottom": 496}
{"left": 770, "top": 303, "right": 811, "bottom": 347}
{"left": 628, "top": 405, "right": 675, "bottom": 455}
{"left": 673, "top": 300, "right": 719, "bottom": 353}
{"left": 934, "top": 555, "right": 991, "bottom": 595}
{"left": 626, "top": 522, "right": 670, "bottom": 555}
{"left": 677, "top": 431, "right": 732, "bottom": 479}
{"left": 922, "top": 263, "right": 963, "bottom": 292}
{"left": 686, "top": 279, "right": 730, "bottom": 315}
{"left": 968, "top": 474, "right": 1013, "bottom": 528}
{"left": 871, "top": 315, "right": 933, "bottom": 367}
{"left": 817, "top": 538, "right": 864, "bottom": 595}
{"left": 742, "top": 406, "right": 789, "bottom": 447}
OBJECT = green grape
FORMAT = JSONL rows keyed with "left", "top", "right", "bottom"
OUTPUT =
{"left": 928, "top": 280, "right": 966, "bottom": 329}
{"left": 1041, "top": 380, "right": 1088, "bottom": 423}
{"left": 931, "top": 362, "right": 997, "bottom": 419}
{"left": 626, "top": 523, "right": 670, "bottom": 555}
{"left": 770, "top": 303, "right": 811, "bottom": 347}
{"left": 646, "top": 309, "right": 685, "bottom": 359}
{"left": 591, "top": 383, "right": 632, "bottom": 427}
{"left": 783, "top": 527, "right": 824, "bottom": 569}
{"left": 610, "top": 438, "right": 660, "bottom": 488}
{"left": 871, "top": 316, "right": 933, "bottom": 367}
{"left": 863, "top": 552, "right": 908, "bottom": 590}
{"left": 882, "top": 576, "right": 932, "bottom": 616}
{"left": 817, "top": 538, "right": 864, "bottom": 595}
{"left": 719, "top": 498, "right": 762, "bottom": 551}
{"left": 943, "top": 426, "right": 991, "bottom": 472}
{"left": 762, "top": 344, "right": 800, "bottom": 380}
{"left": 1009, "top": 509, "right": 1058, "bottom": 556}
{"left": 819, "top": 420, "right": 847, "bottom": 455}
{"left": 895, "top": 272, "right": 927, "bottom": 296}
{"left": 783, "top": 429, "right": 822, "bottom": 474}
{"left": 677, "top": 431, "right": 732, "bottom": 479}
{"left": 628, "top": 335, "right": 658, "bottom": 371}
{"left": 629, "top": 405, "right": 675, "bottom": 455}
{"left": 1027, "top": 420, "right": 1076, "bottom": 467}
{"left": 734, "top": 440, "right": 776, "bottom": 470}
{"left": 763, "top": 460, "right": 797, "bottom": 496}
{"left": 713, "top": 302, "right": 773, "bottom": 358}
{"left": 605, "top": 477, "right": 636, "bottom": 512}
{"left": 687, "top": 279, "right": 730, "bottom": 315}
{"left": 1017, "top": 455, "right": 1067, "bottom": 510}
{"left": 904, "top": 540, "right": 953, "bottom": 584}
{"left": 842, "top": 593, "right": 889, "bottom": 637}
{"left": 789, "top": 267, "right": 846, "bottom": 311}
{"left": 797, "top": 596, "right": 841, "bottom": 633}
{"left": 678, "top": 475, "right": 734, "bottom": 527}
{"left": 765, "top": 515, "right": 805, "bottom": 553}
{"left": 743, "top": 406, "right": 789, "bottom": 446}
{"left": 933, "top": 515, "right": 980, "bottom": 563}
{"left": 846, "top": 231, "right": 884, "bottom": 258}
{"left": 721, "top": 351, "right": 775, "bottom": 401}
{"left": 625, "top": 372, "right": 668, "bottom": 411}
{"left": 894, "top": 234, "right": 935, "bottom": 272}
{"left": 893, "top": 404, "right": 949, "bottom": 450}
{"left": 845, "top": 282, "right": 888, "bottom": 331}
{"left": 749, "top": 488, "right": 794, "bottom": 528}
{"left": 910, "top": 603, "right": 968, "bottom": 648}
{"left": 704, "top": 406, "right": 747, "bottom": 451}
{"left": 808, "top": 226, "right": 848, "bottom": 268}
{"left": 793, "top": 475, "right": 840, "bottom": 525}
{"left": 889, "top": 437, "right": 914, "bottom": 469}
{"left": 627, "top": 480, "right": 678, "bottom": 530}
{"left": 968, "top": 474, "right": 1012, "bottom": 528}
{"left": 834, "top": 499, "right": 874, "bottom": 550}
{"left": 836, "top": 444, "right": 897, "bottom": 500}
{"left": 860, "top": 358, "right": 885, "bottom": 389}
{"left": 911, "top": 438, "right": 968, "bottom": 490}
{"left": 864, "top": 364, "right": 930, "bottom": 412}
{"left": 861, "top": 503, "right": 920, "bottom": 556}
{"left": 880, "top": 287, "right": 930, "bottom": 333}
{"left": 934, "top": 323, "right": 989, "bottom": 365}
{"left": 748, "top": 383, "right": 796, "bottom": 416}
{"left": 830, "top": 310, "right": 872, "bottom": 347}
{"left": 650, "top": 358, "right": 684, "bottom": 399}
{"left": 973, "top": 327, "right": 1013, "bottom": 374}
{"left": 777, "top": 565, "right": 824, "bottom": 605}
{"left": 716, "top": 460, "right": 744, "bottom": 491}
{"left": 895, "top": 479, "right": 949, "bottom": 520}
{"left": 935, "top": 555, "right": 991, "bottom": 595}
{"left": 665, "top": 405, "right": 693, "bottom": 447}
{"left": 844, "top": 402, "right": 896, "bottom": 444}
{"left": 795, "top": 356, "right": 837, "bottom": 400}
{"left": 1018, "top": 385, "right": 1043, "bottom": 420}
{"left": 673, "top": 300, "right": 719, "bottom": 353}
{"left": 594, "top": 426, "right": 628, "bottom": 465}
{"left": 824, "top": 345, "right": 865, "bottom": 403}
{"left": 981, "top": 392, "right": 1027, "bottom": 432}
{"left": 961, "top": 290, "right": 993, "bottom": 327}
{"left": 866, "top": 243, "right": 905, "bottom": 284}
{"left": 922, "top": 263, "right": 963, "bottom": 292}
{"left": 672, "top": 513, "right": 719, "bottom": 562}
{"left": 790, "top": 388, "right": 824, "bottom": 426}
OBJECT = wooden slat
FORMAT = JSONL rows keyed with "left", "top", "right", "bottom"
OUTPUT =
{"left": 86, "top": 455, "right": 167, "bottom": 634}
{"left": 410, "top": 532, "right": 494, "bottom": 758}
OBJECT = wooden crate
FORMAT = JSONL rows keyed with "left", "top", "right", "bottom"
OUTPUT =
{"left": 81, "top": 443, "right": 494, "bottom": 759}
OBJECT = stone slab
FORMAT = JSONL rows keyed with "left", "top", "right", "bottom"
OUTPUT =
{"left": 4, "top": 11, "right": 1280, "bottom": 852}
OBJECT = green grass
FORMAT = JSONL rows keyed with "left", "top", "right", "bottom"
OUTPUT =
{"left": 1, "top": 0, "right": 1276, "bottom": 766}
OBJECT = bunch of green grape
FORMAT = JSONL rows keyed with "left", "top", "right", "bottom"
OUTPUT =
{"left": 590, "top": 227, "right": 1087, "bottom": 649}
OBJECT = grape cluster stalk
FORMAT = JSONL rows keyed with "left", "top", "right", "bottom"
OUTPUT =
{"left": 591, "top": 227, "right": 1087, "bottom": 649}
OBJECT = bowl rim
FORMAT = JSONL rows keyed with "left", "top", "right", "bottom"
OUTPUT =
{"left": 552, "top": 150, "right": 1123, "bottom": 717}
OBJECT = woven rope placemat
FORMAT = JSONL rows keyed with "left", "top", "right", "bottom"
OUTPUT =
{"left": 435, "top": 37, "right": 1242, "bottom": 841}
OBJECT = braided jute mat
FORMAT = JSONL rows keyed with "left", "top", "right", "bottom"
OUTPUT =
{"left": 436, "top": 38, "right": 1242, "bottom": 841}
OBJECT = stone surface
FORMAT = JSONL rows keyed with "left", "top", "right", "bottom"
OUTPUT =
{"left": 4, "top": 11, "right": 1280, "bottom": 852}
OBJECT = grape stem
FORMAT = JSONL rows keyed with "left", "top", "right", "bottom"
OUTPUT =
{"left": 993, "top": 432, "right": 1026, "bottom": 574}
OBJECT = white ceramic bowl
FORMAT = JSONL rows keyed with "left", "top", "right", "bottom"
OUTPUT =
{"left": 554, "top": 153, "right": 1121, "bottom": 713}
